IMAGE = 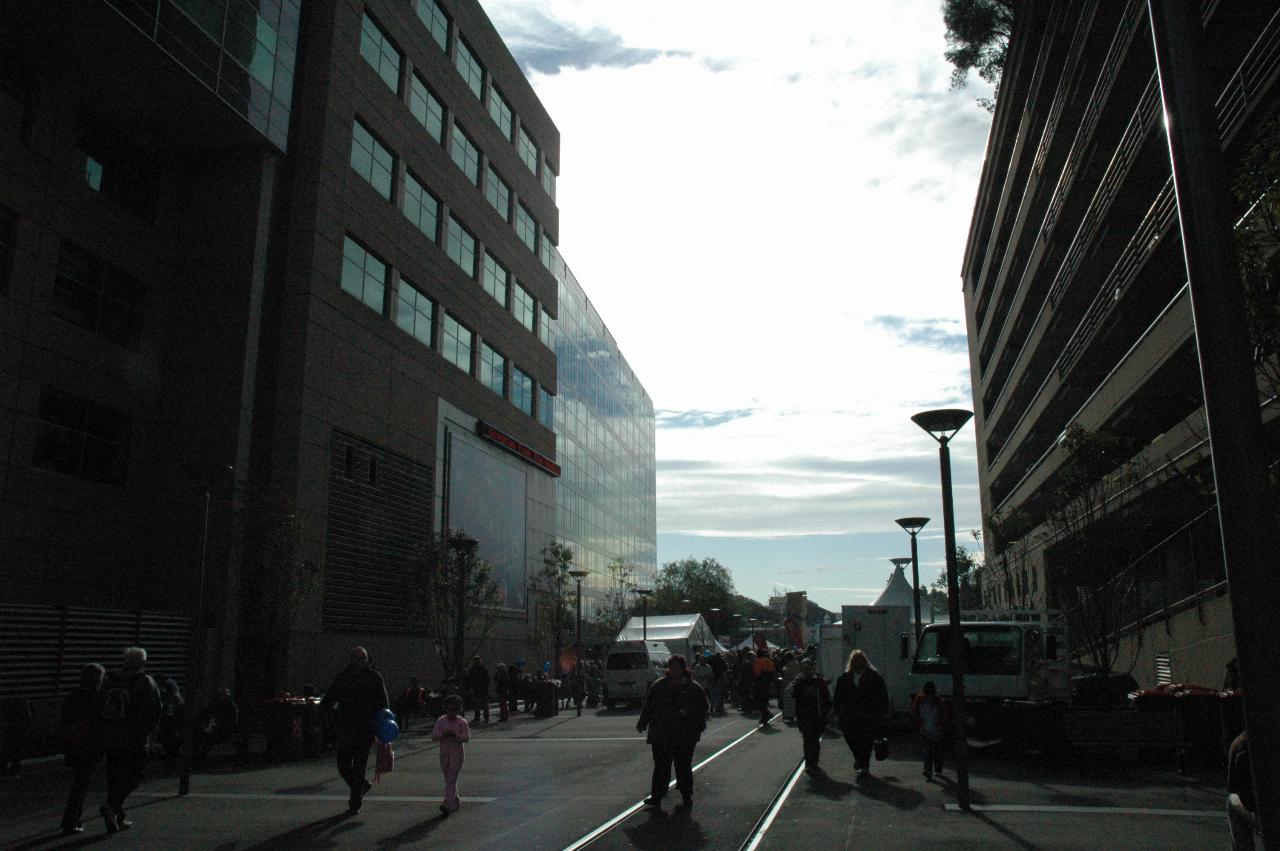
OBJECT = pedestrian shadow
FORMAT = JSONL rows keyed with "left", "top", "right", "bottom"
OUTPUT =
{"left": 375, "top": 813, "right": 447, "bottom": 848}
{"left": 621, "top": 809, "right": 709, "bottom": 850}
{"left": 969, "top": 811, "right": 1039, "bottom": 850}
{"left": 934, "top": 774, "right": 989, "bottom": 806}
{"left": 239, "top": 811, "right": 354, "bottom": 849}
{"left": 272, "top": 780, "right": 337, "bottom": 794}
{"left": 755, "top": 724, "right": 781, "bottom": 735}
{"left": 2, "top": 829, "right": 113, "bottom": 850}
{"left": 853, "top": 774, "right": 926, "bottom": 810}
{"left": 804, "top": 766, "right": 855, "bottom": 800}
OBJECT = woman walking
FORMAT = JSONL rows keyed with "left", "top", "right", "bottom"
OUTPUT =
{"left": 791, "top": 658, "right": 831, "bottom": 770}
{"left": 832, "top": 650, "right": 889, "bottom": 780}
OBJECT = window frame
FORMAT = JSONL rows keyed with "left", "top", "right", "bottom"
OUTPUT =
{"left": 484, "top": 163, "right": 511, "bottom": 222}
{"left": 408, "top": 73, "right": 446, "bottom": 144}
{"left": 339, "top": 234, "right": 388, "bottom": 315}
{"left": 454, "top": 37, "right": 485, "bottom": 100}
{"left": 359, "top": 12, "right": 402, "bottom": 94}
{"left": 482, "top": 251, "right": 509, "bottom": 307}
{"left": 350, "top": 118, "right": 395, "bottom": 201}
{"left": 395, "top": 276, "right": 436, "bottom": 348}
{"left": 401, "top": 169, "right": 440, "bottom": 242}
{"left": 449, "top": 121, "right": 482, "bottom": 186}
{"left": 446, "top": 214, "right": 477, "bottom": 278}
{"left": 479, "top": 341, "right": 507, "bottom": 396}
{"left": 441, "top": 311, "right": 473, "bottom": 373}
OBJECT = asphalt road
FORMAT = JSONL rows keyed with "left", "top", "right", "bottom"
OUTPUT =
{"left": 0, "top": 703, "right": 1233, "bottom": 850}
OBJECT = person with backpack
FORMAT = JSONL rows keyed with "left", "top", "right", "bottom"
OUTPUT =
{"left": 60, "top": 663, "right": 105, "bottom": 836}
{"left": 96, "top": 646, "right": 162, "bottom": 833}
{"left": 320, "top": 646, "right": 389, "bottom": 814}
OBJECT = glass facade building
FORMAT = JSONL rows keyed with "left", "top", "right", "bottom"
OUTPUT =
{"left": 549, "top": 247, "right": 657, "bottom": 620}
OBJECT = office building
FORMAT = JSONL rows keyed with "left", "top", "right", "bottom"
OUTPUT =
{"left": 961, "top": 1, "right": 1280, "bottom": 687}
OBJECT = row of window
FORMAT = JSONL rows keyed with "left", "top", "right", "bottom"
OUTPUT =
{"left": 33, "top": 386, "right": 131, "bottom": 487}
{"left": 340, "top": 234, "right": 555, "bottom": 429}
{"left": 360, "top": 5, "right": 555, "bottom": 200}
{"left": 349, "top": 116, "right": 552, "bottom": 344}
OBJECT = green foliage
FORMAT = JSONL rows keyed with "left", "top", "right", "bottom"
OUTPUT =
{"left": 942, "top": 0, "right": 1015, "bottom": 111}
{"left": 405, "top": 531, "right": 501, "bottom": 679}
{"left": 529, "top": 541, "right": 576, "bottom": 671}
{"left": 595, "top": 557, "right": 638, "bottom": 641}
{"left": 653, "top": 556, "right": 737, "bottom": 618}
{"left": 1233, "top": 116, "right": 1280, "bottom": 400}
{"left": 983, "top": 505, "right": 1040, "bottom": 609}
{"left": 928, "top": 540, "right": 984, "bottom": 610}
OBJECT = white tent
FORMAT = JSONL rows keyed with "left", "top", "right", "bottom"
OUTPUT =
{"left": 616, "top": 613, "right": 728, "bottom": 655}
{"left": 731, "top": 635, "right": 780, "bottom": 651}
{"left": 874, "top": 564, "right": 917, "bottom": 608}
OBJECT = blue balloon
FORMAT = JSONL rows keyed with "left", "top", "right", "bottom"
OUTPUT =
{"left": 543, "top": 660, "right": 551, "bottom": 673}
{"left": 377, "top": 707, "right": 396, "bottom": 722}
{"left": 377, "top": 717, "right": 400, "bottom": 743}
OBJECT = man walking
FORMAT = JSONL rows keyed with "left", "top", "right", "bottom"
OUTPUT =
{"left": 320, "top": 647, "right": 389, "bottom": 813}
{"left": 465, "top": 656, "right": 490, "bottom": 725}
{"left": 97, "top": 647, "right": 161, "bottom": 833}
{"left": 637, "top": 655, "right": 709, "bottom": 811}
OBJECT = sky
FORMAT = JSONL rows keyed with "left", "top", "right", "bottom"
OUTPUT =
{"left": 482, "top": 0, "right": 997, "bottom": 612}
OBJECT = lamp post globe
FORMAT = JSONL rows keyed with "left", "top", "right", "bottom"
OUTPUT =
{"left": 896, "top": 516, "right": 930, "bottom": 643}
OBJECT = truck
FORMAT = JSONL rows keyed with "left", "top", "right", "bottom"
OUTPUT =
{"left": 907, "top": 610, "right": 1071, "bottom": 737}
{"left": 601, "top": 639, "right": 671, "bottom": 709}
{"left": 819, "top": 604, "right": 917, "bottom": 715}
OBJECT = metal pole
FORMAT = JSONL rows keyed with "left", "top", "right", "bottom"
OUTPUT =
{"left": 574, "top": 579, "right": 584, "bottom": 651}
{"left": 1148, "top": 4, "right": 1280, "bottom": 843}
{"left": 909, "top": 531, "right": 923, "bottom": 645}
{"left": 179, "top": 490, "right": 211, "bottom": 797}
{"left": 455, "top": 548, "right": 467, "bottom": 679}
{"left": 642, "top": 595, "right": 648, "bottom": 640}
{"left": 940, "top": 439, "right": 971, "bottom": 810}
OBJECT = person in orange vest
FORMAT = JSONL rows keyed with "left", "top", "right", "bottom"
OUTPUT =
{"left": 752, "top": 650, "right": 777, "bottom": 726}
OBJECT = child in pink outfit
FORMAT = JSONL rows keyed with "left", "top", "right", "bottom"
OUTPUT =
{"left": 430, "top": 695, "right": 470, "bottom": 814}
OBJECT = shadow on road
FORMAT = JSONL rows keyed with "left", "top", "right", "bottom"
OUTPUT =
{"left": 239, "top": 811, "right": 354, "bottom": 849}
{"left": 804, "top": 766, "right": 855, "bottom": 800}
{"left": 375, "top": 813, "right": 448, "bottom": 848}
{"left": 853, "top": 774, "right": 926, "bottom": 810}
{"left": 970, "top": 810, "right": 1040, "bottom": 850}
{"left": 621, "top": 808, "right": 709, "bottom": 850}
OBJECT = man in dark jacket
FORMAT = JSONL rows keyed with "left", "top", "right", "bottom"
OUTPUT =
{"left": 466, "top": 656, "right": 490, "bottom": 724}
{"left": 320, "top": 646, "right": 389, "bottom": 813}
{"left": 832, "top": 649, "right": 889, "bottom": 779}
{"left": 97, "top": 647, "right": 162, "bottom": 833}
{"left": 637, "top": 655, "right": 709, "bottom": 811}
{"left": 60, "top": 663, "right": 105, "bottom": 835}
{"left": 791, "top": 658, "right": 831, "bottom": 770}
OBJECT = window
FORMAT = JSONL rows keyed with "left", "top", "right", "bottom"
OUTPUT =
{"left": 413, "top": 0, "right": 449, "bottom": 53}
{"left": 77, "top": 148, "right": 105, "bottom": 191}
{"left": 446, "top": 215, "right": 476, "bottom": 277}
{"left": 449, "top": 122, "right": 481, "bottom": 186}
{"left": 517, "top": 126, "right": 538, "bottom": 174}
{"left": 484, "top": 164, "right": 511, "bottom": 222}
{"left": 33, "top": 387, "right": 131, "bottom": 486}
{"left": 538, "top": 307, "right": 554, "bottom": 347}
{"left": 350, "top": 120, "right": 394, "bottom": 200}
{"left": 72, "top": 139, "right": 158, "bottom": 222}
{"left": 479, "top": 342, "right": 506, "bottom": 396}
{"left": 512, "top": 367, "right": 534, "bottom": 415}
{"left": 409, "top": 74, "right": 445, "bottom": 144}
{"left": 541, "top": 161, "right": 556, "bottom": 198}
{"left": 488, "top": 84, "right": 514, "bottom": 139}
{"left": 513, "top": 282, "right": 535, "bottom": 332}
{"left": 454, "top": 38, "right": 484, "bottom": 100}
{"left": 340, "top": 235, "right": 387, "bottom": 314}
{"left": 441, "top": 312, "right": 472, "bottom": 372}
{"left": 538, "top": 387, "right": 555, "bottom": 429}
{"left": 540, "top": 232, "right": 553, "bottom": 269}
{"left": 482, "top": 252, "right": 508, "bottom": 307}
{"left": 913, "top": 625, "right": 1023, "bottom": 677}
{"left": 401, "top": 171, "right": 439, "bottom": 242}
{"left": 359, "top": 13, "right": 401, "bottom": 93}
{"left": 515, "top": 203, "right": 537, "bottom": 253}
{"left": 51, "top": 241, "right": 146, "bottom": 349}
{"left": 396, "top": 277, "right": 435, "bottom": 347}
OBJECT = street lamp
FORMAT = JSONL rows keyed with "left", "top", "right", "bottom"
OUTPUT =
{"left": 709, "top": 607, "right": 721, "bottom": 637}
{"left": 569, "top": 569, "right": 589, "bottom": 654}
{"left": 635, "top": 588, "right": 653, "bottom": 640}
{"left": 449, "top": 531, "right": 480, "bottom": 679}
{"left": 912, "top": 407, "right": 973, "bottom": 810}
{"left": 896, "top": 516, "right": 930, "bottom": 644}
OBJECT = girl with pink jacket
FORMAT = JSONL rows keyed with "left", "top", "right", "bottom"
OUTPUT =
{"left": 430, "top": 695, "right": 470, "bottom": 814}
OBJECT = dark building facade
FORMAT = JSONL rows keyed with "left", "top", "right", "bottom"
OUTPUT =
{"left": 961, "top": 1, "right": 1280, "bottom": 687}
{"left": 0, "top": 0, "right": 600, "bottom": 714}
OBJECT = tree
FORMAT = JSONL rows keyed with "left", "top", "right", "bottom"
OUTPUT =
{"left": 1042, "top": 426, "right": 1148, "bottom": 690}
{"left": 1234, "top": 115, "right": 1280, "bottom": 406}
{"left": 653, "top": 557, "right": 737, "bottom": 619}
{"left": 928, "top": 539, "right": 984, "bottom": 611}
{"left": 942, "top": 0, "right": 1015, "bottom": 111}
{"left": 982, "top": 505, "right": 1041, "bottom": 609}
{"left": 404, "top": 530, "right": 501, "bottom": 681}
{"left": 234, "top": 481, "right": 317, "bottom": 702}
{"left": 594, "top": 557, "right": 638, "bottom": 643}
{"left": 529, "top": 542, "right": 575, "bottom": 674}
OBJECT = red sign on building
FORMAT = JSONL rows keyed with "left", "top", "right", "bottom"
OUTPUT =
{"left": 476, "top": 421, "right": 561, "bottom": 477}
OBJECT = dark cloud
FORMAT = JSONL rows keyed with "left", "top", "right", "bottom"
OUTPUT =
{"left": 869, "top": 315, "right": 969, "bottom": 353}
{"left": 485, "top": 7, "right": 689, "bottom": 75}
{"left": 655, "top": 408, "right": 756, "bottom": 430}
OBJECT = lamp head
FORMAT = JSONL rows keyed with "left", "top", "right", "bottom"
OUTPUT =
{"left": 568, "top": 569, "right": 589, "bottom": 580}
{"left": 895, "top": 516, "right": 930, "bottom": 535}
{"left": 911, "top": 409, "right": 973, "bottom": 444}
{"left": 449, "top": 531, "right": 479, "bottom": 556}
{"left": 635, "top": 588, "right": 653, "bottom": 598}
{"left": 890, "top": 557, "right": 913, "bottom": 569}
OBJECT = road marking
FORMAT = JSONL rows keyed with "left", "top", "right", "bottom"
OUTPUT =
{"left": 561, "top": 713, "right": 782, "bottom": 851}
{"left": 739, "top": 758, "right": 806, "bottom": 851}
{"left": 943, "top": 804, "right": 1222, "bottom": 818}
{"left": 138, "top": 791, "right": 496, "bottom": 804}
{"left": 479, "top": 736, "right": 646, "bottom": 742}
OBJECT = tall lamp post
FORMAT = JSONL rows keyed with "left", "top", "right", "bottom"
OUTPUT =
{"left": 569, "top": 569, "right": 589, "bottom": 656}
{"left": 896, "top": 517, "right": 930, "bottom": 644}
{"left": 635, "top": 588, "right": 653, "bottom": 640}
{"left": 449, "top": 531, "right": 480, "bottom": 678}
{"left": 913, "top": 408, "right": 973, "bottom": 810}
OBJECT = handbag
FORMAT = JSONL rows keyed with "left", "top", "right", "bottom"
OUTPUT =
{"left": 373, "top": 741, "right": 394, "bottom": 783}
{"left": 873, "top": 737, "right": 890, "bottom": 761}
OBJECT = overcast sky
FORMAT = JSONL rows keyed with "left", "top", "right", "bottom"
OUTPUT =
{"left": 483, "top": 0, "right": 996, "bottom": 612}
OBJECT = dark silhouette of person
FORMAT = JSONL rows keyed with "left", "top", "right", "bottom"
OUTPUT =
{"left": 97, "top": 646, "right": 161, "bottom": 833}
{"left": 832, "top": 649, "right": 889, "bottom": 780}
{"left": 320, "top": 646, "right": 389, "bottom": 813}
{"left": 791, "top": 658, "right": 831, "bottom": 769}
{"left": 60, "top": 663, "right": 105, "bottom": 835}
{"left": 637, "top": 655, "right": 709, "bottom": 811}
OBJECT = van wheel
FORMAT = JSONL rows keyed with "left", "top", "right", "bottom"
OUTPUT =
{"left": 604, "top": 699, "right": 617, "bottom": 710}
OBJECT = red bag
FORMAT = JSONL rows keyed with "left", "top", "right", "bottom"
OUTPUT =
{"left": 374, "top": 741, "right": 394, "bottom": 783}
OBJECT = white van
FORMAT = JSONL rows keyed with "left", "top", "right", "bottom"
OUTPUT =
{"left": 602, "top": 640, "right": 671, "bottom": 709}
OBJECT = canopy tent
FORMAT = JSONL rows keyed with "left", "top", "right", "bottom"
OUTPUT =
{"left": 731, "top": 635, "right": 780, "bottom": 651}
{"left": 616, "top": 613, "right": 728, "bottom": 655}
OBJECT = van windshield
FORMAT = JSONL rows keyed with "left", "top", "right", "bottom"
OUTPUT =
{"left": 607, "top": 652, "right": 648, "bottom": 671}
{"left": 913, "top": 625, "right": 1022, "bottom": 676}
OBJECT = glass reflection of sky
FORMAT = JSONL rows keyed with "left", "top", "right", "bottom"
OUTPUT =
{"left": 449, "top": 435, "right": 527, "bottom": 610}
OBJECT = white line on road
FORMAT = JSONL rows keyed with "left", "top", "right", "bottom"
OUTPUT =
{"left": 137, "top": 791, "right": 497, "bottom": 804}
{"left": 561, "top": 713, "right": 782, "bottom": 851}
{"left": 739, "top": 758, "right": 806, "bottom": 851}
{"left": 943, "top": 804, "right": 1223, "bottom": 818}
{"left": 477, "top": 736, "right": 646, "bottom": 742}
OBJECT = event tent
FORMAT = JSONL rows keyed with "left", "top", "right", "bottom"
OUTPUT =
{"left": 615, "top": 613, "right": 728, "bottom": 656}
